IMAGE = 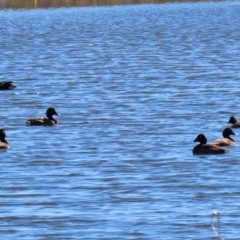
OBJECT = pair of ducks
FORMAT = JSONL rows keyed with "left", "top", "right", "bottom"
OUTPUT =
{"left": 193, "top": 116, "right": 240, "bottom": 155}
{"left": 1, "top": 81, "right": 15, "bottom": 149}
{"left": 0, "top": 82, "right": 60, "bottom": 125}
{"left": 0, "top": 107, "right": 60, "bottom": 150}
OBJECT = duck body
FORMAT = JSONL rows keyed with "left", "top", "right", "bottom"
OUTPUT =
{"left": 26, "top": 117, "right": 57, "bottom": 126}
{"left": 193, "top": 134, "right": 228, "bottom": 155}
{"left": 211, "top": 138, "right": 236, "bottom": 147}
{"left": 211, "top": 127, "right": 236, "bottom": 147}
{"left": 26, "top": 107, "right": 60, "bottom": 126}
{"left": 228, "top": 116, "right": 240, "bottom": 128}
{"left": 0, "top": 81, "right": 16, "bottom": 90}
{"left": 0, "top": 129, "right": 10, "bottom": 149}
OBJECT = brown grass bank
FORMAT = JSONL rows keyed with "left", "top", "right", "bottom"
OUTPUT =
{"left": 0, "top": 0, "right": 192, "bottom": 9}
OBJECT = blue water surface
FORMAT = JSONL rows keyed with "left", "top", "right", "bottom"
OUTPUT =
{"left": 0, "top": 1, "right": 240, "bottom": 239}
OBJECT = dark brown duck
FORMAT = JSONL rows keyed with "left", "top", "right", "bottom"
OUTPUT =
{"left": 0, "top": 81, "right": 16, "bottom": 90}
{"left": 193, "top": 134, "right": 228, "bottom": 155}
{"left": 228, "top": 116, "right": 240, "bottom": 128}
{"left": 211, "top": 127, "right": 236, "bottom": 147}
{"left": 25, "top": 107, "right": 60, "bottom": 126}
{"left": 0, "top": 129, "right": 10, "bottom": 149}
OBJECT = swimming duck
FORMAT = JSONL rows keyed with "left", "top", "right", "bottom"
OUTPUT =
{"left": 0, "top": 81, "right": 16, "bottom": 90}
{"left": 211, "top": 127, "right": 236, "bottom": 147}
{"left": 193, "top": 134, "right": 228, "bottom": 155}
{"left": 26, "top": 107, "right": 60, "bottom": 126}
{"left": 0, "top": 129, "right": 10, "bottom": 149}
{"left": 228, "top": 116, "right": 240, "bottom": 128}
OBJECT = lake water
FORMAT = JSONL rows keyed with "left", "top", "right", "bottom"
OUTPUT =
{"left": 0, "top": 1, "right": 240, "bottom": 239}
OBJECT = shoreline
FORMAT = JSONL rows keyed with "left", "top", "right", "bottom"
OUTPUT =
{"left": 0, "top": 0, "right": 208, "bottom": 9}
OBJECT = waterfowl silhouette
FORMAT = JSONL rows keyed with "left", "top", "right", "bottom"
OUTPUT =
{"left": 0, "top": 129, "right": 10, "bottom": 149}
{"left": 26, "top": 107, "right": 60, "bottom": 126}
{"left": 211, "top": 127, "right": 236, "bottom": 147}
{"left": 0, "top": 81, "right": 16, "bottom": 90}
{"left": 193, "top": 134, "right": 228, "bottom": 155}
{"left": 228, "top": 116, "right": 240, "bottom": 128}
